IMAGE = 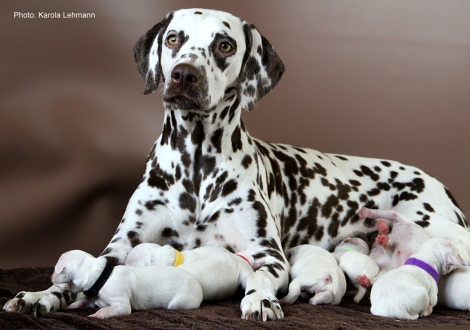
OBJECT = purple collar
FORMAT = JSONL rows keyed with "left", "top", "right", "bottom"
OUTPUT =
{"left": 404, "top": 258, "right": 439, "bottom": 282}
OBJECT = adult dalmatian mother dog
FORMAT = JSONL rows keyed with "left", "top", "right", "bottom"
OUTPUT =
{"left": 4, "top": 8, "right": 469, "bottom": 321}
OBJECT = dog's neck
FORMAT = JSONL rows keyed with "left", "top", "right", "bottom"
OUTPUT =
{"left": 158, "top": 95, "right": 253, "bottom": 161}
{"left": 408, "top": 251, "right": 443, "bottom": 276}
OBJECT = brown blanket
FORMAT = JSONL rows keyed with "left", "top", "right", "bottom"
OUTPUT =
{"left": 1, "top": 268, "right": 469, "bottom": 329}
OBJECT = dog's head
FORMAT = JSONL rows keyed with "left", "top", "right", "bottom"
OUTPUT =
{"left": 134, "top": 8, "right": 285, "bottom": 112}
{"left": 51, "top": 250, "right": 92, "bottom": 292}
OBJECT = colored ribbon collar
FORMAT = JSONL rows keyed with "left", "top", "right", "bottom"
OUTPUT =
{"left": 235, "top": 253, "right": 252, "bottom": 267}
{"left": 404, "top": 257, "right": 439, "bottom": 282}
{"left": 173, "top": 249, "right": 183, "bottom": 267}
{"left": 83, "top": 260, "right": 115, "bottom": 298}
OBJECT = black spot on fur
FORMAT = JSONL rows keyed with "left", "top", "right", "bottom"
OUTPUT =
{"left": 252, "top": 201, "right": 268, "bottom": 237}
{"left": 145, "top": 199, "right": 164, "bottom": 211}
{"left": 423, "top": 203, "right": 435, "bottom": 213}
{"left": 179, "top": 192, "right": 196, "bottom": 212}
{"left": 231, "top": 126, "right": 243, "bottom": 152}
{"left": 100, "top": 247, "right": 113, "bottom": 256}
{"left": 241, "top": 154, "right": 253, "bottom": 169}
{"left": 400, "top": 191, "right": 418, "bottom": 201}
{"left": 206, "top": 211, "right": 220, "bottom": 223}
{"left": 194, "top": 11, "right": 203, "bottom": 15}
{"left": 222, "top": 21, "right": 231, "bottom": 29}
{"left": 222, "top": 179, "right": 238, "bottom": 197}
{"left": 415, "top": 220, "right": 430, "bottom": 228}
{"left": 445, "top": 187, "right": 462, "bottom": 210}
{"left": 246, "top": 289, "right": 256, "bottom": 295}
{"left": 127, "top": 231, "right": 141, "bottom": 248}
{"left": 321, "top": 195, "right": 339, "bottom": 218}
{"left": 211, "top": 128, "right": 223, "bottom": 153}
{"left": 161, "top": 227, "right": 179, "bottom": 238}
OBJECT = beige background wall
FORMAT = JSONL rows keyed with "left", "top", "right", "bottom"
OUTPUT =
{"left": 1, "top": 0, "right": 469, "bottom": 268}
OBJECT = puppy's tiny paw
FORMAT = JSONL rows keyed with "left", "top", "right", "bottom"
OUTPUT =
{"left": 375, "top": 234, "right": 389, "bottom": 246}
{"left": 240, "top": 291, "right": 283, "bottom": 321}
{"left": 357, "top": 274, "right": 371, "bottom": 287}
{"left": 377, "top": 220, "right": 389, "bottom": 234}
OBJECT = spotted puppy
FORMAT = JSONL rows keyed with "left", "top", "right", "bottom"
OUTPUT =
{"left": 125, "top": 243, "right": 253, "bottom": 301}
{"left": 333, "top": 238, "right": 379, "bottom": 303}
{"left": 370, "top": 238, "right": 463, "bottom": 319}
{"left": 5, "top": 8, "right": 469, "bottom": 320}
{"left": 280, "top": 245, "right": 346, "bottom": 306}
{"left": 50, "top": 250, "right": 203, "bottom": 319}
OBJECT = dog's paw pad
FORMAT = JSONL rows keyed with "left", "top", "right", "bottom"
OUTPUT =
{"left": 240, "top": 291, "right": 283, "bottom": 321}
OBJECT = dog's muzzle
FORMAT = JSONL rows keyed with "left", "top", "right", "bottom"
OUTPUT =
{"left": 163, "top": 63, "right": 209, "bottom": 111}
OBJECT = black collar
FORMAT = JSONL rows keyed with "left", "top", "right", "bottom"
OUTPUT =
{"left": 83, "top": 259, "right": 115, "bottom": 298}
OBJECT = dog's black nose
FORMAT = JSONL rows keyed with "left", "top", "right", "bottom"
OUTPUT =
{"left": 171, "top": 64, "right": 200, "bottom": 91}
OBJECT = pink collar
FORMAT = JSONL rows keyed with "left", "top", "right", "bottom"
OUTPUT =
{"left": 235, "top": 253, "right": 252, "bottom": 267}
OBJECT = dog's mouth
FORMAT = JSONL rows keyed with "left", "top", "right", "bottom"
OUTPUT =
{"left": 163, "top": 94, "right": 203, "bottom": 111}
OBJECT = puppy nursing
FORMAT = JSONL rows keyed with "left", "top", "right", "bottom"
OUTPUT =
{"left": 52, "top": 250, "right": 203, "bottom": 318}
{"left": 333, "top": 238, "right": 379, "bottom": 303}
{"left": 280, "top": 245, "right": 346, "bottom": 306}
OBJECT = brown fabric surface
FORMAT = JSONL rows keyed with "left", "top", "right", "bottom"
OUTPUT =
{"left": 1, "top": 268, "right": 470, "bottom": 330}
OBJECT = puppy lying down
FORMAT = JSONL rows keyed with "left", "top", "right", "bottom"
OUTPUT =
{"left": 125, "top": 243, "right": 254, "bottom": 301}
{"left": 52, "top": 250, "right": 203, "bottom": 318}
{"left": 370, "top": 237, "right": 463, "bottom": 320}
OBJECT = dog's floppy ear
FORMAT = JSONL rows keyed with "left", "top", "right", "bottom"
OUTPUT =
{"left": 238, "top": 24, "right": 285, "bottom": 111}
{"left": 445, "top": 252, "right": 463, "bottom": 273}
{"left": 133, "top": 12, "right": 174, "bottom": 95}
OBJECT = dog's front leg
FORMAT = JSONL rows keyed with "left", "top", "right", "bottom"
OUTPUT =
{"left": 240, "top": 252, "right": 289, "bottom": 321}
{"left": 99, "top": 183, "right": 177, "bottom": 264}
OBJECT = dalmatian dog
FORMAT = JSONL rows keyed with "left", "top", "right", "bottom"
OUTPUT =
{"left": 50, "top": 250, "right": 203, "bottom": 318}
{"left": 4, "top": 8, "right": 469, "bottom": 321}
{"left": 125, "top": 243, "right": 254, "bottom": 301}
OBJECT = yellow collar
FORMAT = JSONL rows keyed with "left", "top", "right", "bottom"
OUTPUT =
{"left": 173, "top": 250, "right": 183, "bottom": 267}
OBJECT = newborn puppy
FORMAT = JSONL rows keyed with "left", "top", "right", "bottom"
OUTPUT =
{"left": 359, "top": 207, "right": 432, "bottom": 268}
{"left": 437, "top": 266, "right": 470, "bottom": 310}
{"left": 125, "top": 243, "right": 253, "bottom": 301}
{"left": 333, "top": 238, "right": 379, "bottom": 303}
{"left": 280, "top": 245, "right": 346, "bottom": 306}
{"left": 370, "top": 237, "right": 463, "bottom": 319}
{"left": 52, "top": 250, "right": 203, "bottom": 318}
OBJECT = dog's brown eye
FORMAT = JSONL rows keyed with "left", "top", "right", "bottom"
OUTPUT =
{"left": 219, "top": 42, "right": 233, "bottom": 53}
{"left": 166, "top": 35, "right": 179, "bottom": 47}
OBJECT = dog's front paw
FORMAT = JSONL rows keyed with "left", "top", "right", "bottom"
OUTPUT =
{"left": 3, "top": 290, "right": 65, "bottom": 316}
{"left": 240, "top": 290, "right": 284, "bottom": 321}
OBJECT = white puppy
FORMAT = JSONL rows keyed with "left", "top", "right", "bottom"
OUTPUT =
{"left": 333, "top": 238, "right": 379, "bottom": 303}
{"left": 280, "top": 245, "right": 346, "bottom": 306}
{"left": 370, "top": 237, "right": 463, "bottom": 319}
{"left": 52, "top": 250, "right": 203, "bottom": 318}
{"left": 125, "top": 243, "right": 253, "bottom": 301}
{"left": 437, "top": 266, "right": 470, "bottom": 310}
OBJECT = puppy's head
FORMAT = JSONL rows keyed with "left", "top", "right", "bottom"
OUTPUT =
{"left": 335, "top": 237, "right": 370, "bottom": 255}
{"left": 52, "top": 250, "right": 93, "bottom": 292}
{"left": 424, "top": 238, "right": 464, "bottom": 275}
{"left": 133, "top": 8, "right": 284, "bottom": 112}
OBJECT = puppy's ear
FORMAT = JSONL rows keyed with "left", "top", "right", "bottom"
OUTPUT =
{"left": 445, "top": 252, "right": 463, "bottom": 273}
{"left": 134, "top": 12, "right": 174, "bottom": 95}
{"left": 238, "top": 24, "right": 285, "bottom": 111}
